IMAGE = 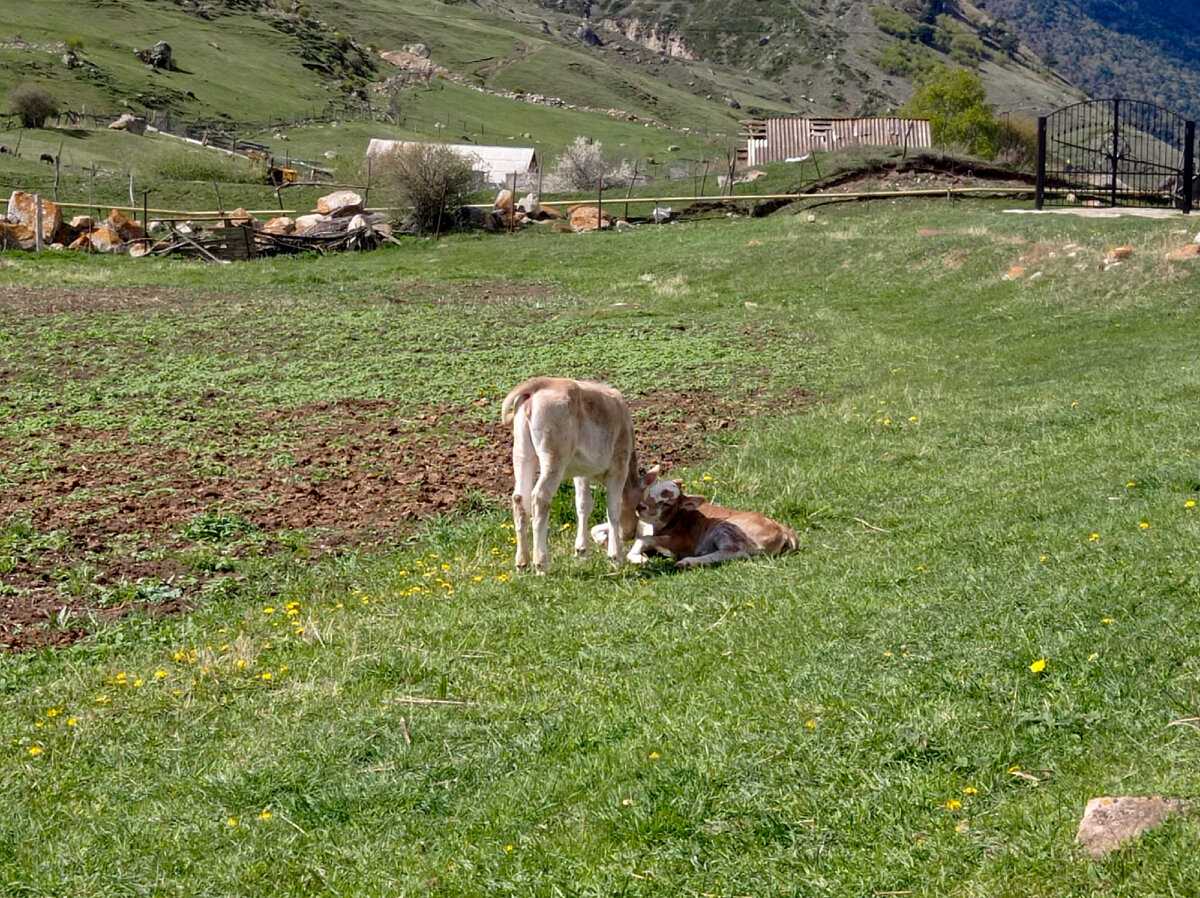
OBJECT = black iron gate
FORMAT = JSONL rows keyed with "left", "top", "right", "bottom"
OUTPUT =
{"left": 1036, "top": 98, "right": 1196, "bottom": 213}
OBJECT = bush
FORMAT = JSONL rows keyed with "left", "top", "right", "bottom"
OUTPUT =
{"left": 546, "top": 136, "right": 636, "bottom": 191}
{"left": 372, "top": 143, "right": 476, "bottom": 234}
{"left": 10, "top": 84, "right": 57, "bottom": 129}
{"left": 900, "top": 65, "right": 1000, "bottom": 159}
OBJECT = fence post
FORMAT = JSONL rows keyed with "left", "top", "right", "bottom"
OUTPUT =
{"left": 1184, "top": 120, "right": 1195, "bottom": 215}
{"left": 1035, "top": 117, "right": 1047, "bottom": 210}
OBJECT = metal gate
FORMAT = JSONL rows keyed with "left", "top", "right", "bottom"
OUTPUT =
{"left": 1036, "top": 98, "right": 1196, "bottom": 213}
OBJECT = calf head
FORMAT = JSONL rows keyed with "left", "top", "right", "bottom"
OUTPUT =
{"left": 636, "top": 465, "right": 704, "bottom": 531}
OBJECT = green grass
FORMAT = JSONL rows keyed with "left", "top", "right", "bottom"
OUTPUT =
{"left": 3, "top": 200, "right": 1200, "bottom": 895}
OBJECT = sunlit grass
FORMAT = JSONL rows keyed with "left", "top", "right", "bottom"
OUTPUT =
{"left": 3, "top": 201, "right": 1200, "bottom": 895}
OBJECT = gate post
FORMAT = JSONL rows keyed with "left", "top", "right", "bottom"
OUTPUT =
{"left": 1035, "top": 116, "right": 1047, "bottom": 210}
{"left": 1184, "top": 120, "right": 1195, "bottom": 215}
{"left": 1110, "top": 98, "right": 1121, "bottom": 208}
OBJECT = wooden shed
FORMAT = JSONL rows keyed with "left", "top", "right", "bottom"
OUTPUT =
{"left": 743, "top": 117, "right": 932, "bottom": 165}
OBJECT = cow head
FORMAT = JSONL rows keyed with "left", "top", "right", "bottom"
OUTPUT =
{"left": 635, "top": 465, "right": 704, "bottom": 530}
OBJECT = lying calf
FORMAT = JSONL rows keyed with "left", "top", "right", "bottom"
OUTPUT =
{"left": 595, "top": 466, "right": 798, "bottom": 567}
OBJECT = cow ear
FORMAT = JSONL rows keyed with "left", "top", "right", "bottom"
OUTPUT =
{"left": 643, "top": 464, "right": 661, "bottom": 486}
{"left": 681, "top": 494, "right": 705, "bottom": 510}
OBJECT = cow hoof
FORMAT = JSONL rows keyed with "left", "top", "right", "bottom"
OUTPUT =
{"left": 574, "top": 546, "right": 590, "bottom": 558}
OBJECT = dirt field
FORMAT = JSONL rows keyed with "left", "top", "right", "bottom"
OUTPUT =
{"left": 0, "top": 287, "right": 814, "bottom": 651}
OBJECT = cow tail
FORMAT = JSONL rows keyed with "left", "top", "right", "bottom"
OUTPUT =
{"left": 501, "top": 386, "right": 531, "bottom": 428}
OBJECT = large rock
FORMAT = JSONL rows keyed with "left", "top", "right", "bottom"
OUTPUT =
{"left": 69, "top": 226, "right": 123, "bottom": 253}
{"left": 568, "top": 204, "right": 614, "bottom": 232}
{"left": 293, "top": 213, "right": 328, "bottom": 234}
{"left": 7, "top": 191, "right": 62, "bottom": 243}
{"left": 316, "top": 190, "right": 364, "bottom": 217}
{"left": 1075, "top": 796, "right": 1189, "bottom": 858}
{"left": 108, "top": 113, "right": 148, "bottom": 135}
{"left": 262, "top": 217, "right": 295, "bottom": 235}
{"left": 135, "top": 41, "right": 174, "bottom": 70}
{"left": 0, "top": 222, "right": 37, "bottom": 251}
{"left": 106, "top": 209, "right": 145, "bottom": 242}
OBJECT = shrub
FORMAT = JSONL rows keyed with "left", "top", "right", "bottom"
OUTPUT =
{"left": 546, "top": 136, "right": 636, "bottom": 191}
{"left": 10, "top": 84, "right": 57, "bottom": 129}
{"left": 900, "top": 65, "right": 1000, "bottom": 159}
{"left": 372, "top": 143, "right": 476, "bottom": 234}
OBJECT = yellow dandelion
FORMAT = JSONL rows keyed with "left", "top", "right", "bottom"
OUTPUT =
{"left": 1186, "top": 500, "right": 1196, "bottom": 508}
{"left": 263, "top": 606, "right": 275, "bottom": 615}
{"left": 1101, "top": 616, "right": 1115, "bottom": 624}
{"left": 1127, "top": 481, "right": 1136, "bottom": 488}
{"left": 28, "top": 746, "right": 43, "bottom": 756}
{"left": 1089, "top": 532, "right": 1100, "bottom": 542}
{"left": 261, "top": 672, "right": 273, "bottom": 681}
{"left": 962, "top": 786, "right": 978, "bottom": 795}
{"left": 154, "top": 670, "right": 168, "bottom": 679}
{"left": 259, "top": 810, "right": 273, "bottom": 820}
{"left": 505, "top": 844, "right": 514, "bottom": 852}
{"left": 941, "top": 799, "right": 962, "bottom": 811}
{"left": 1029, "top": 658, "right": 1047, "bottom": 674}
{"left": 1087, "top": 652, "right": 1099, "bottom": 662}
{"left": 1139, "top": 521, "right": 1150, "bottom": 530}
{"left": 45, "top": 708, "right": 60, "bottom": 718}
{"left": 805, "top": 719, "right": 817, "bottom": 729}
{"left": 66, "top": 718, "right": 77, "bottom": 726}
{"left": 228, "top": 818, "right": 239, "bottom": 827}
{"left": 95, "top": 695, "right": 111, "bottom": 704}
{"left": 648, "top": 751, "right": 660, "bottom": 760}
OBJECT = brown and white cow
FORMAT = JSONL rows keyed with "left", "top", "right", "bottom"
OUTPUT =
{"left": 617, "top": 466, "right": 798, "bottom": 567}
{"left": 501, "top": 377, "right": 642, "bottom": 574}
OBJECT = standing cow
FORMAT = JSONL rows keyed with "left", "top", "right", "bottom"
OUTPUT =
{"left": 501, "top": 377, "right": 642, "bottom": 573}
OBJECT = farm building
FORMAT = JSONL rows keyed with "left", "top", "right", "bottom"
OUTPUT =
{"left": 743, "top": 117, "right": 932, "bottom": 166}
{"left": 365, "top": 139, "right": 538, "bottom": 186}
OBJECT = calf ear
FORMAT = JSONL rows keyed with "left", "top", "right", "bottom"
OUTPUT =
{"left": 642, "top": 464, "right": 661, "bottom": 487}
{"left": 681, "top": 494, "right": 705, "bottom": 511}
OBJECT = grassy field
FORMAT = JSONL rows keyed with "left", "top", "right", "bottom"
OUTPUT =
{"left": 2, "top": 199, "right": 1200, "bottom": 895}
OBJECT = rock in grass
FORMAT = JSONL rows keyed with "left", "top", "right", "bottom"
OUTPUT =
{"left": 1075, "top": 796, "right": 1189, "bottom": 858}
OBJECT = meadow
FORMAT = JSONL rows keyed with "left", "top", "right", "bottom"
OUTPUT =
{"left": 2, "top": 199, "right": 1199, "bottom": 896}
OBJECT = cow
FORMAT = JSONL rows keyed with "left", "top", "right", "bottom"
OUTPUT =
{"left": 501, "top": 376, "right": 642, "bottom": 574}
{"left": 611, "top": 465, "right": 798, "bottom": 568}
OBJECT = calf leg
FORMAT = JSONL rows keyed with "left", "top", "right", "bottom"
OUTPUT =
{"left": 573, "top": 477, "right": 593, "bottom": 557}
{"left": 600, "top": 473, "right": 626, "bottom": 563}
{"left": 677, "top": 525, "right": 752, "bottom": 568}
{"left": 511, "top": 449, "right": 536, "bottom": 570}
{"left": 531, "top": 463, "right": 566, "bottom": 574}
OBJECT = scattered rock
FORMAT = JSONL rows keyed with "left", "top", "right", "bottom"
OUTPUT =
{"left": 1102, "top": 245, "right": 1133, "bottom": 270}
{"left": 1076, "top": 796, "right": 1189, "bottom": 858}
{"left": 1002, "top": 265, "right": 1026, "bottom": 280}
{"left": 135, "top": 40, "right": 174, "bottom": 70}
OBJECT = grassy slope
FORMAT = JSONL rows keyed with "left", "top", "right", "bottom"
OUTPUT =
{"left": 2, "top": 200, "right": 1199, "bottom": 894}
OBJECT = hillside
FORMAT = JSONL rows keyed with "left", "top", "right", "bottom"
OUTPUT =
{"left": 0, "top": 1, "right": 1081, "bottom": 148}
{"left": 984, "top": 0, "right": 1200, "bottom": 121}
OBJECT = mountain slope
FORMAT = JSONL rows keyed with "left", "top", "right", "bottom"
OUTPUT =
{"left": 984, "top": 0, "right": 1200, "bottom": 120}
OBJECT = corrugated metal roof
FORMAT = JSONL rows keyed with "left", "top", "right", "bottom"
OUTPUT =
{"left": 366, "top": 139, "right": 538, "bottom": 185}
{"left": 745, "top": 118, "right": 932, "bottom": 165}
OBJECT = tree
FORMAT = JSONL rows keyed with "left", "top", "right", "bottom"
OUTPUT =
{"left": 547, "top": 136, "right": 635, "bottom": 191}
{"left": 900, "top": 66, "right": 1000, "bottom": 159}
{"left": 372, "top": 143, "right": 476, "bottom": 235}
{"left": 10, "top": 84, "right": 57, "bottom": 129}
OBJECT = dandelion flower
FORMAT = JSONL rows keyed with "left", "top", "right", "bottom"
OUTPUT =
{"left": 259, "top": 810, "right": 273, "bottom": 820}
{"left": 1101, "top": 617, "right": 1115, "bottom": 624}
{"left": 1140, "top": 521, "right": 1150, "bottom": 530}
{"left": 962, "top": 786, "right": 978, "bottom": 795}
{"left": 1089, "top": 533, "right": 1100, "bottom": 542}
{"left": 1186, "top": 500, "right": 1196, "bottom": 508}
{"left": 1029, "top": 659, "right": 1047, "bottom": 674}
{"left": 648, "top": 751, "right": 660, "bottom": 760}
{"left": 28, "top": 746, "right": 43, "bottom": 756}
{"left": 941, "top": 799, "right": 962, "bottom": 811}
{"left": 228, "top": 818, "right": 239, "bottom": 826}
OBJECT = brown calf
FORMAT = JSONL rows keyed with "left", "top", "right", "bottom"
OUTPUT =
{"left": 627, "top": 466, "right": 798, "bottom": 567}
{"left": 501, "top": 377, "right": 642, "bottom": 574}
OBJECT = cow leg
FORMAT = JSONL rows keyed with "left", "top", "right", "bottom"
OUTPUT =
{"left": 531, "top": 461, "right": 566, "bottom": 574}
{"left": 511, "top": 442, "right": 537, "bottom": 570}
{"left": 600, "top": 473, "right": 626, "bottom": 563}
{"left": 573, "top": 477, "right": 593, "bottom": 557}
{"left": 677, "top": 526, "right": 750, "bottom": 568}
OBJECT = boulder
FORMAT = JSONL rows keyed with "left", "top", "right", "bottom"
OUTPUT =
{"left": 225, "top": 208, "right": 258, "bottom": 228}
{"left": 135, "top": 41, "right": 174, "bottom": 70}
{"left": 108, "top": 113, "right": 148, "bottom": 135}
{"left": 262, "top": 217, "right": 295, "bottom": 235}
{"left": 7, "top": 191, "right": 62, "bottom": 243}
{"left": 568, "top": 205, "right": 613, "bottom": 232}
{"left": 1076, "top": 796, "right": 1188, "bottom": 858}
{"left": 293, "top": 213, "right": 328, "bottom": 234}
{"left": 0, "top": 222, "right": 37, "bottom": 251}
{"left": 106, "top": 209, "right": 145, "bottom": 242}
{"left": 70, "top": 226, "right": 123, "bottom": 253}
{"left": 316, "top": 190, "right": 364, "bottom": 217}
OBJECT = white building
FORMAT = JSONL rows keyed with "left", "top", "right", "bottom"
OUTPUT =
{"left": 366, "top": 139, "right": 538, "bottom": 186}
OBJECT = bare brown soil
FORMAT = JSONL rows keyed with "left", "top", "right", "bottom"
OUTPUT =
{"left": 0, "top": 288, "right": 815, "bottom": 651}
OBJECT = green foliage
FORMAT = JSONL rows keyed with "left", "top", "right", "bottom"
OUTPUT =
{"left": 900, "top": 65, "right": 1001, "bottom": 159}
{"left": 9, "top": 84, "right": 57, "bottom": 128}
{"left": 147, "top": 149, "right": 264, "bottom": 184}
